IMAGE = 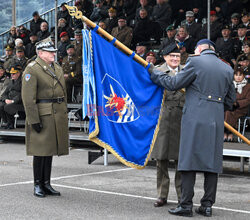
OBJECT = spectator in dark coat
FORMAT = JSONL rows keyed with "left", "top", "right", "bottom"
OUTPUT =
{"left": 200, "top": 11, "right": 223, "bottom": 42}
{"left": 220, "top": 0, "right": 243, "bottom": 22}
{"left": 0, "top": 64, "right": 23, "bottom": 129}
{"left": 158, "top": 24, "right": 176, "bottom": 55}
{"left": 90, "top": 0, "right": 109, "bottom": 23}
{"left": 105, "top": 7, "right": 118, "bottom": 34}
{"left": 182, "top": 11, "right": 201, "bottom": 42}
{"left": 76, "top": 0, "right": 93, "bottom": 18}
{"left": 57, "top": 18, "right": 74, "bottom": 39}
{"left": 7, "top": 26, "right": 17, "bottom": 47}
{"left": 30, "top": 11, "right": 46, "bottom": 35}
{"left": 37, "top": 22, "right": 50, "bottom": 41}
{"left": 135, "top": 0, "right": 153, "bottom": 22}
{"left": 57, "top": 32, "right": 71, "bottom": 62}
{"left": 135, "top": 42, "right": 148, "bottom": 60}
{"left": 216, "top": 24, "right": 235, "bottom": 67}
{"left": 152, "top": 0, "right": 172, "bottom": 31}
{"left": 132, "top": 9, "right": 155, "bottom": 46}
{"left": 25, "top": 33, "right": 38, "bottom": 59}
{"left": 70, "top": 2, "right": 85, "bottom": 30}
{"left": 233, "top": 24, "right": 249, "bottom": 59}
{"left": 241, "top": 12, "right": 249, "bottom": 28}
{"left": 230, "top": 13, "right": 241, "bottom": 38}
{"left": 175, "top": 26, "right": 196, "bottom": 54}
{"left": 16, "top": 25, "right": 31, "bottom": 46}
{"left": 57, "top": 2, "right": 71, "bottom": 27}
{"left": 123, "top": 0, "right": 138, "bottom": 26}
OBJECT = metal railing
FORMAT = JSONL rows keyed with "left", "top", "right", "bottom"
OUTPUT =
{"left": 0, "top": 0, "right": 76, "bottom": 55}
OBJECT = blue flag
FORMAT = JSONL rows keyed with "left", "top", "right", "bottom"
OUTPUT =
{"left": 84, "top": 30, "right": 164, "bottom": 169}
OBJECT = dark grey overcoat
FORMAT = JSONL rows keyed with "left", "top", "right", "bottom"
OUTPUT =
{"left": 151, "top": 63, "right": 185, "bottom": 160}
{"left": 150, "top": 50, "right": 236, "bottom": 173}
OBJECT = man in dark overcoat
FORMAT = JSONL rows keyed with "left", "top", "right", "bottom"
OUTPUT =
{"left": 149, "top": 39, "right": 236, "bottom": 217}
{"left": 151, "top": 43, "right": 185, "bottom": 208}
{"left": 22, "top": 38, "right": 69, "bottom": 198}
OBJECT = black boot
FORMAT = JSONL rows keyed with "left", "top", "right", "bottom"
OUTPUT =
{"left": 43, "top": 156, "right": 61, "bottom": 196}
{"left": 34, "top": 180, "right": 45, "bottom": 197}
{"left": 33, "top": 156, "right": 45, "bottom": 197}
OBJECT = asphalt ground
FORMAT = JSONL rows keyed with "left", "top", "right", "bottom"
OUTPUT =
{"left": 0, "top": 141, "right": 250, "bottom": 220}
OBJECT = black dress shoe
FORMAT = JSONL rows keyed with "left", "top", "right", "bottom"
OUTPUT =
{"left": 154, "top": 198, "right": 167, "bottom": 207}
{"left": 43, "top": 183, "right": 61, "bottom": 196}
{"left": 34, "top": 184, "right": 45, "bottom": 197}
{"left": 195, "top": 206, "right": 212, "bottom": 217}
{"left": 168, "top": 206, "right": 193, "bottom": 217}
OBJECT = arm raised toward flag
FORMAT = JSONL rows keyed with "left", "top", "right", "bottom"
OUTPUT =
{"left": 65, "top": 4, "right": 148, "bottom": 67}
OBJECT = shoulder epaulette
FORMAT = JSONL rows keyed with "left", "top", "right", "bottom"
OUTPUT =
{"left": 189, "top": 54, "right": 200, "bottom": 57}
{"left": 27, "top": 61, "right": 36, "bottom": 67}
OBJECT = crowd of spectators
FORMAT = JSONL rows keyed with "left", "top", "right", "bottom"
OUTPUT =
{"left": 0, "top": 0, "right": 249, "bottom": 133}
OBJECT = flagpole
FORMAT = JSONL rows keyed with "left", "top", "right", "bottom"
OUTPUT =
{"left": 65, "top": 5, "right": 250, "bottom": 146}
{"left": 64, "top": 5, "right": 148, "bottom": 67}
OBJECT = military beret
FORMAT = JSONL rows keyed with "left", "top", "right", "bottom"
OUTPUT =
{"left": 166, "top": 24, "right": 175, "bottom": 31}
{"left": 231, "top": 13, "right": 240, "bottom": 19}
{"left": 146, "top": 51, "right": 156, "bottom": 58}
{"left": 60, "top": 31, "right": 68, "bottom": 38}
{"left": 0, "top": 65, "right": 4, "bottom": 70}
{"left": 162, "top": 43, "right": 180, "bottom": 56}
{"left": 9, "top": 64, "right": 22, "bottom": 74}
{"left": 238, "top": 23, "right": 247, "bottom": 29}
{"left": 36, "top": 37, "right": 57, "bottom": 52}
{"left": 66, "top": 44, "right": 75, "bottom": 50}
{"left": 118, "top": 15, "right": 126, "bottom": 20}
{"left": 108, "top": 7, "right": 116, "bottom": 13}
{"left": 243, "top": 40, "right": 250, "bottom": 46}
{"left": 5, "top": 44, "right": 14, "bottom": 51}
{"left": 74, "top": 29, "right": 82, "bottom": 35}
{"left": 16, "top": 46, "right": 25, "bottom": 52}
{"left": 222, "top": 24, "right": 230, "bottom": 30}
{"left": 195, "top": 39, "right": 215, "bottom": 49}
{"left": 210, "top": 11, "right": 217, "bottom": 16}
{"left": 186, "top": 11, "right": 194, "bottom": 17}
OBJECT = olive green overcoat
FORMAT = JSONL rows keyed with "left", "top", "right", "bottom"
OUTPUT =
{"left": 151, "top": 63, "right": 185, "bottom": 160}
{"left": 22, "top": 57, "right": 69, "bottom": 156}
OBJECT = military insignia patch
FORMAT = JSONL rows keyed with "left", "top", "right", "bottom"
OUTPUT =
{"left": 25, "top": 74, "right": 31, "bottom": 81}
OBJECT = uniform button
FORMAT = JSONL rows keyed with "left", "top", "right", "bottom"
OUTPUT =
{"left": 54, "top": 110, "right": 56, "bottom": 114}
{"left": 218, "top": 98, "right": 221, "bottom": 101}
{"left": 208, "top": 95, "right": 212, "bottom": 99}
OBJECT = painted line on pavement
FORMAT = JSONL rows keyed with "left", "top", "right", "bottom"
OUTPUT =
{"left": 0, "top": 167, "right": 133, "bottom": 188}
{"left": 53, "top": 183, "right": 250, "bottom": 215}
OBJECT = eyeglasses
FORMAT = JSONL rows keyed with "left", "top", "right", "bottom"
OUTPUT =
{"left": 169, "top": 54, "right": 181, "bottom": 58}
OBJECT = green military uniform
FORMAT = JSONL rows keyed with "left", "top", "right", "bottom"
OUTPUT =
{"left": 151, "top": 62, "right": 185, "bottom": 203}
{"left": 22, "top": 56, "right": 69, "bottom": 156}
{"left": 62, "top": 52, "right": 82, "bottom": 102}
{"left": 71, "top": 40, "right": 83, "bottom": 59}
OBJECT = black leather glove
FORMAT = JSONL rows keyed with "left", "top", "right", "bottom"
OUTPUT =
{"left": 232, "top": 102, "right": 240, "bottom": 111}
{"left": 32, "top": 123, "right": 43, "bottom": 133}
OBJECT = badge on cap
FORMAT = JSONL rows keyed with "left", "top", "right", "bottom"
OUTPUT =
{"left": 25, "top": 74, "right": 31, "bottom": 81}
